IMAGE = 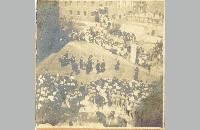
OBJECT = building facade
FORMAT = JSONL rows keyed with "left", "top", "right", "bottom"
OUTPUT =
{"left": 37, "top": 0, "right": 164, "bottom": 25}
{"left": 58, "top": 0, "right": 147, "bottom": 22}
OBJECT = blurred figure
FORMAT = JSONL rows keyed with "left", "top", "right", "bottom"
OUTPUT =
{"left": 134, "top": 67, "right": 139, "bottom": 81}
{"left": 80, "top": 56, "right": 84, "bottom": 70}
{"left": 115, "top": 59, "right": 120, "bottom": 71}
{"left": 101, "top": 59, "right": 106, "bottom": 72}
{"left": 96, "top": 60, "right": 101, "bottom": 74}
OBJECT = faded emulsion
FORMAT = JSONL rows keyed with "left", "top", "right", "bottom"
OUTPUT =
{"left": 35, "top": 0, "right": 165, "bottom": 129}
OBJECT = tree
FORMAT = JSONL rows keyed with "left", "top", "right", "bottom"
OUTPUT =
{"left": 134, "top": 77, "right": 163, "bottom": 127}
{"left": 36, "top": 100, "right": 67, "bottom": 126}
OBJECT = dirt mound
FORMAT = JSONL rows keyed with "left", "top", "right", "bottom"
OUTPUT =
{"left": 36, "top": 41, "right": 161, "bottom": 84}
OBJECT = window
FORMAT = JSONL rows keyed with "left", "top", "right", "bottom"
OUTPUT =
{"left": 119, "top": 15, "right": 121, "bottom": 19}
{"left": 83, "top": 1, "right": 87, "bottom": 6}
{"left": 65, "top": 1, "right": 67, "bottom": 7}
{"left": 91, "top": 1, "right": 94, "bottom": 5}
{"left": 70, "top": 10, "right": 73, "bottom": 15}
{"left": 70, "top": 1, "right": 72, "bottom": 5}
{"left": 117, "top": 1, "right": 120, "bottom": 8}
{"left": 77, "top": 11, "right": 80, "bottom": 15}
{"left": 84, "top": 11, "right": 87, "bottom": 16}
{"left": 77, "top": 1, "right": 80, "bottom": 6}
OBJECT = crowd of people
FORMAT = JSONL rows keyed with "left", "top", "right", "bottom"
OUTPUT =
{"left": 35, "top": 73, "right": 89, "bottom": 125}
{"left": 67, "top": 26, "right": 163, "bottom": 70}
{"left": 58, "top": 51, "right": 143, "bottom": 95}
{"left": 62, "top": 7, "right": 163, "bottom": 72}
{"left": 86, "top": 77, "right": 153, "bottom": 119}
{"left": 135, "top": 47, "right": 151, "bottom": 69}
{"left": 58, "top": 51, "right": 141, "bottom": 80}
{"left": 126, "top": 11, "right": 164, "bottom": 25}
{"left": 135, "top": 40, "right": 163, "bottom": 69}
{"left": 36, "top": 71, "right": 154, "bottom": 124}
{"left": 66, "top": 21, "right": 162, "bottom": 71}
{"left": 59, "top": 52, "right": 109, "bottom": 75}
{"left": 150, "top": 41, "right": 163, "bottom": 64}
{"left": 68, "top": 23, "right": 135, "bottom": 60}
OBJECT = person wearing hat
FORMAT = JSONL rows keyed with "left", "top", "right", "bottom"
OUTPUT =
{"left": 71, "top": 55, "right": 76, "bottom": 64}
{"left": 107, "top": 111, "right": 115, "bottom": 122}
{"left": 107, "top": 111, "right": 121, "bottom": 126}
{"left": 74, "top": 62, "right": 79, "bottom": 74}
{"left": 114, "top": 59, "right": 120, "bottom": 71}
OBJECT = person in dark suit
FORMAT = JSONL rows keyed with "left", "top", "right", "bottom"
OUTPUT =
{"left": 71, "top": 56, "right": 76, "bottom": 64}
{"left": 64, "top": 52, "right": 69, "bottom": 59}
{"left": 101, "top": 59, "right": 106, "bottom": 72}
{"left": 115, "top": 60, "right": 120, "bottom": 71}
{"left": 127, "top": 44, "right": 131, "bottom": 53}
{"left": 96, "top": 60, "right": 101, "bottom": 74}
{"left": 148, "top": 64, "right": 152, "bottom": 75}
{"left": 86, "top": 55, "right": 93, "bottom": 74}
{"left": 134, "top": 67, "right": 139, "bottom": 81}
{"left": 73, "top": 62, "right": 79, "bottom": 75}
{"left": 59, "top": 55, "right": 64, "bottom": 67}
{"left": 86, "top": 63, "right": 90, "bottom": 74}
{"left": 79, "top": 83, "right": 88, "bottom": 98}
{"left": 80, "top": 56, "right": 84, "bottom": 70}
{"left": 64, "top": 52, "right": 70, "bottom": 66}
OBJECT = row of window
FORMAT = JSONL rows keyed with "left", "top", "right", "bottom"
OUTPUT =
{"left": 70, "top": 10, "right": 91, "bottom": 16}
{"left": 112, "top": 15, "right": 122, "bottom": 19}
{"left": 65, "top": 1, "right": 113, "bottom": 6}
{"left": 68, "top": 10, "right": 123, "bottom": 19}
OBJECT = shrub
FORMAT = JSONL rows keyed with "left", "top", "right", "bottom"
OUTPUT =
{"left": 36, "top": 100, "right": 66, "bottom": 126}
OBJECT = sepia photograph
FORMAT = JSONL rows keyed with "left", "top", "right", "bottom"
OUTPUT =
{"left": 35, "top": 0, "right": 165, "bottom": 129}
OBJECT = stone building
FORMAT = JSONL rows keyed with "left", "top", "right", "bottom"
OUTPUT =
{"left": 58, "top": 0, "right": 146, "bottom": 22}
